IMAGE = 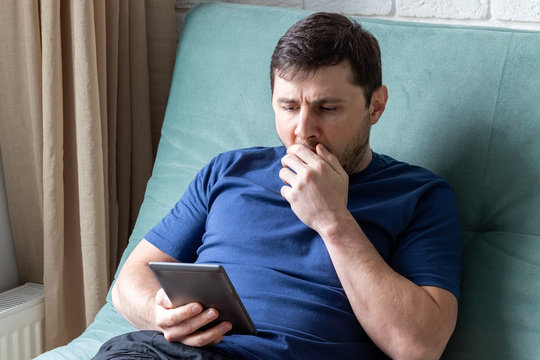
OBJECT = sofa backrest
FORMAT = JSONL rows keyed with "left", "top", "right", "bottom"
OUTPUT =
{"left": 122, "top": 3, "right": 540, "bottom": 358}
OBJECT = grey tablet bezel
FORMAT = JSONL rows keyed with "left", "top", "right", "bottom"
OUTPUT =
{"left": 149, "top": 262, "right": 257, "bottom": 335}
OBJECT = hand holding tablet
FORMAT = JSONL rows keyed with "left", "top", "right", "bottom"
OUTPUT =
{"left": 149, "top": 262, "right": 257, "bottom": 335}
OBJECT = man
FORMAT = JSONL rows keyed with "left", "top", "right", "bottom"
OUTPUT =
{"left": 95, "top": 12, "right": 461, "bottom": 360}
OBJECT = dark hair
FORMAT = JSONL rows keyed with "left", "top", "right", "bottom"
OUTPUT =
{"left": 270, "top": 13, "right": 382, "bottom": 102}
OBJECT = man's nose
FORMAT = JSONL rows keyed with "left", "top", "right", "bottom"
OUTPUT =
{"left": 294, "top": 107, "right": 319, "bottom": 141}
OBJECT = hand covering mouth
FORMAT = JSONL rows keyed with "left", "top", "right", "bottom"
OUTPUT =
{"left": 294, "top": 141, "right": 319, "bottom": 153}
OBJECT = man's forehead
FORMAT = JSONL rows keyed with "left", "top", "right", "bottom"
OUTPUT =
{"left": 273, "top": 70, "right": 359, "bottom": 100}
{"left": 273, "top": 62, "right": 358, "bottom": 90}
{"left": 274, "top": 95, "right": 346, "bottom": 104}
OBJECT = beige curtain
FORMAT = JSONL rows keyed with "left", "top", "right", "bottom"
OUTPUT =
{"left": 0, "top": 0, "right": 176, "bottom": 350}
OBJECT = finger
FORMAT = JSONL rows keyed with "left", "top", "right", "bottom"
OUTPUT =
{"left": 180, "top": 321, "right": 232, "bottom": 347}
{"left": 280, "top": 184, "right": 293, "bottom": 202}
{"left": 289, "top": 144, "right": 338, "bottom": 176}
{"left": 157, "top": 302, "right": 203, "bottom": 328}
{"left": 279, "top": 166, "right": 296, "bottom": 186}
{"left": 162, "top": 307, "right": 220, "bottom": 341}
{"left": 281, "top": 152, "right": 306, "bottom": 173}
{"left": 315, "top": 144, "right": 347, "bottom": 176}
{"left": 287, "top": 143, "right": 319, "bottom": 164}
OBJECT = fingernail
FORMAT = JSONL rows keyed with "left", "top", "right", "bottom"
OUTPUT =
{"left": 207, "top": 309, "right": 218, "bottom": 319}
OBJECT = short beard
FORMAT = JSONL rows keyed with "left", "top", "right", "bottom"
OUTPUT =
{"left": 336, "top": 110, "right": 372, "bottom": 175}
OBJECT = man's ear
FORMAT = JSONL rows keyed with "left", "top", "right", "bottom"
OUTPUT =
{"left": 369, "top": 85, "right": 388, "bottom": 125}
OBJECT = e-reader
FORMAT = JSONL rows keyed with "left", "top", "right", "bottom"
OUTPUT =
{"left": 149, "top": 262, "right": 257, "bottom": 335}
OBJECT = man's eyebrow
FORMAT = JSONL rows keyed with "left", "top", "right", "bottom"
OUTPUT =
{"left": 311, "top": 97, "right": 345, "bottom": 104}
{"left": 275, "top": 97, "right": 345, "bottom": 104}
{"left": 275, "top": 97, "right": 297, "bottom": 104}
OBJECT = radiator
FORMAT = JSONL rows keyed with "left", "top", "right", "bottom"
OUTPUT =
{"left": 0, "top": 283, "right": 44, "bottom": 360}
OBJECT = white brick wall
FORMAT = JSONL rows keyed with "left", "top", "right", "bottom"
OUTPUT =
{"left": 175, "top": 0, "right": 540, "bottom": 35}
{"left": 304, "top": 0, "right": 392, "bottom": 16}
{"left": 492, "top": 0, "right": 540, "bottom": 22}
{"left": 397, "top": 0, "right": 489, "bottom": 20}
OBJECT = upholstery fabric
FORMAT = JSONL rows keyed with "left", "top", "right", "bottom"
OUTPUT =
{"left": 38, "top": 2, "right": 540, "bottom": 359}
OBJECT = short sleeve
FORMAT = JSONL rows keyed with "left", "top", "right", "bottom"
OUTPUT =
{"left": 144, "top": 158, "right": 219, "bottom": 262}
{"left": 391, "top": 181, "right": 462, "bottom": 299}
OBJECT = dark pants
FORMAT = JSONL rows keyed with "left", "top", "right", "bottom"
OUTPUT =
{"left": 92, "top": 330, "right": 232, "bottom": 360}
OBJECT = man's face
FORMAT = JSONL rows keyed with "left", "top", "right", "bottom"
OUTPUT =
{"left": 272, "top": 61, "right": 376, "bottom": 175}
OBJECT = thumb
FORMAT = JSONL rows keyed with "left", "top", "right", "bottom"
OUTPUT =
{"left": 316, "top": 144, "right": 343, "bottom": 173}
{"left": 315, "top": 143, "right": 329, "bottom": 158}
{"left": 156, "top": 288, "right": 173, "bottom": 308}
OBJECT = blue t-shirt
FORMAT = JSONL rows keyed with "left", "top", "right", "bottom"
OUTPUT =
{"left": 145, "top": 146, "right": 462, "bottom": 360}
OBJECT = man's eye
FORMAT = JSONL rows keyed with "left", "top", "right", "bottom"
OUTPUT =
{"left": 321, "top": 106, "right": 337, "bottom": 112}
{"left": 282, "top": 106, "right": 298, "bottom": 112}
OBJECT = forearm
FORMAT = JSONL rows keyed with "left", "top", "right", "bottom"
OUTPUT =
{"left": 112, "top": 262, "right": 161, "bottom": 330}
{"left": 321, "top": 215, "right": 456, "bottom": 360}
{"left": 111, "top": 239, "right": 179, "bottom": 330}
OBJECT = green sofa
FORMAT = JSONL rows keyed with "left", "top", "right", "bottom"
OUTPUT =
{"left": 38, "top": 2, "right": 540, "bottom": 359}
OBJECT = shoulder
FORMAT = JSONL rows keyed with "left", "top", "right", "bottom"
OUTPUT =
{"left": 213, "top": 146, "right": 285, "bottom": 164}
{"left": 195, "top": 146, "right": 285, "bottom": 186}
{"left": 372, "top": 152, "right": 445, "bottom": 182}
{"left": 356, "top": 152, "right": 451, "bottom": 190}
{"left": 351, "top": 152, "right": 458, "bottom": 213}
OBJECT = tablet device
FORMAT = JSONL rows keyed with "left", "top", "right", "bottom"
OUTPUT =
{"left": 149, "top": 262, "right": 257, "bottom": 335}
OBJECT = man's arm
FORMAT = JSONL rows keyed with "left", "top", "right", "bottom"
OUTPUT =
{"left": 321, "top": 216, "right": 458, "bottom": 360}
{"left": 280, "top": 143, "right": 458, "bottom": 360}
{"left": 112, "top": 239, "right": 232, "bottom": 346}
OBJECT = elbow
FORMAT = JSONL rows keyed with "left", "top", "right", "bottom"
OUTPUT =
{"left": 111, "top": 278, "right": 131, "bottom": 322}
{"left": 395, "top": 346, "right": 444, "bottom": 360}
{"left": 111, "top": 279, "right": 122, "bottom": 312}
{"left": 111, "top": 280, "right": 119, "bottom": 309}
{"left": 388, "top": 333, "right": 452, "bottom": 360}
